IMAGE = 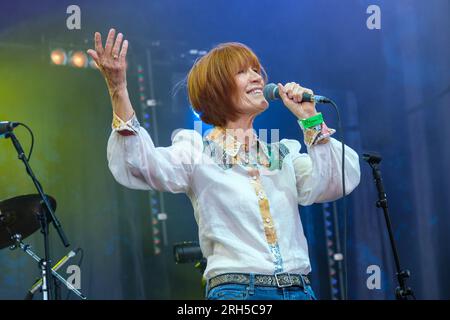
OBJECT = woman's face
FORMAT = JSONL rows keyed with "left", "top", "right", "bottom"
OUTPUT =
{"left": 233, "top": 66, "right": 268, "bottom": 115}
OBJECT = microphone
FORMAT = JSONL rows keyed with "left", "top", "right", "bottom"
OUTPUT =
{"left": 0, "top": 121, "right": 19, "bottom": 135}
{"left": 263, "top": 83, "right": 331, "bottom": 104}
{"left": 362, "top": 152, "right": 382, "bottom": 165}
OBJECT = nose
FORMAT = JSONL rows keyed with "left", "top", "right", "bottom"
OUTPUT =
{"left": 249, "top": 68, "right": 263, "bottom": 82}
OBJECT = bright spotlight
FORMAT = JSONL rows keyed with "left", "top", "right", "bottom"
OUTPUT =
{"left": 70, "top": 51, "right": 88, "bottom": 68}
{"left": 50, "top": 49, "right": 67, "bottom": 66}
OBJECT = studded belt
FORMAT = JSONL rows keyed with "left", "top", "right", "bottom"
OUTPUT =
{"left": 208, "top": 272, "right": 311, "bottom": 291}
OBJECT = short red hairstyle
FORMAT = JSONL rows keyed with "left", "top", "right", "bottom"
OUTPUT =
{"left": 187, "top": 42, "right": 267, "bottom": 127}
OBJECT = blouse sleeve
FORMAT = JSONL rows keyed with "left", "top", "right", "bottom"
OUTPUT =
{"left": 107, "top": 114, "right": 204, "bottom": 193}
{"left": 281, "top": 137, "right": 361, "bottom": 206}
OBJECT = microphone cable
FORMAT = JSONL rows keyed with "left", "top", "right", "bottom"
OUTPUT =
{"left": 327, "top": 99, "right": 348, "bottom": 300}
{"left": 15, "top": 123, "right": 34, "bottom": 161}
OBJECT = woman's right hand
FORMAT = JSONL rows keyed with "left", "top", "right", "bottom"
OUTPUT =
{"left": 87, "top": 28, "right": 129, "bottom": 96}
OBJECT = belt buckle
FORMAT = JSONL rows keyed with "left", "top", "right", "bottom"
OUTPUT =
{"left": 274, "top": 272, "right": 293, "bottom": 288}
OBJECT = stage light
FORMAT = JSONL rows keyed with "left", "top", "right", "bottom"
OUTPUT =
{"left": 50, "top": 49, "right": 67, "bottom": 66}
{"left": 70, "top": 51, "right": 88, "bottom": 68}
{"left": 146, "top": 99, "right": 157, "bottom": 107}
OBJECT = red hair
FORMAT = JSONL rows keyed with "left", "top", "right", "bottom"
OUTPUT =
{"left": 187, "top": 42, "right": 267, "bottom": 127}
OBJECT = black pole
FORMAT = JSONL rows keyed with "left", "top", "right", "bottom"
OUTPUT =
{"left": 5, "top": 131, "right": 69, "bottom": 247}
{"left": 5, "top": 130, "right": 70, "bottom": 299}
{"left": 38, "top": 205, "right": 53, "bottom": 300}
{"left": 362, "top": 152, "right": 415, "bottom": 300}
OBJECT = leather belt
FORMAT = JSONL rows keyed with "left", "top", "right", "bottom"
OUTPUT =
{"left": 208, "top": 272, "right": 311, "bottom": 291}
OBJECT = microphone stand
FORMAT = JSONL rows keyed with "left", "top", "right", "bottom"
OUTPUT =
{"left": 362, "top": 152, "right": 415, "bottom": 300}
{"left": 9, "top": 235, "right": 86, "bottom": 300}
{"left": 5, "top": 130, "right": 70, "bottom": 300}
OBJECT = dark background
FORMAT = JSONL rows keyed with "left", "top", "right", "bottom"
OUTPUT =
{"left": 0, "top": 0, "right": 449, "bottom": 299}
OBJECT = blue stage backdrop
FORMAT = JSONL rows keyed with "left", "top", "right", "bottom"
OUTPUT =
{"left": 0, "top": 0, "right": 449, "bottom": 299}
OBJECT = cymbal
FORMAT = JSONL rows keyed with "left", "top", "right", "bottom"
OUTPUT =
{"left": 0, "top": 194, "right": 56, "bottom": 249}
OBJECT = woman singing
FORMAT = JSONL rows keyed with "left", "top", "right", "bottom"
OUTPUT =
{"left": 87, "top": 28, "right": 361, "bottom": 300}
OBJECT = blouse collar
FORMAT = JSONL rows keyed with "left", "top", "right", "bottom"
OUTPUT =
{"left": 205, "top": 126, "right": 270, "bottom": 159}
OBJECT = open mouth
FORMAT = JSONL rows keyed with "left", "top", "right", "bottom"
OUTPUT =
{"left": 246, "top": 88, "right": 263, "bottom": 95}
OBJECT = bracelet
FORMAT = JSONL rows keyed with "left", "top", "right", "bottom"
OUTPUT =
{"left": 297, "top": 116, "right": 336, "bottom": 147}
{"left": 298, "top": 113, "right": 324, "bottom": 129}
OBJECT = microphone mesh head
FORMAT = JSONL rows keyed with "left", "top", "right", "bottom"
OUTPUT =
{"left": 263, "top": 83, "right": 278, "bottom": 101}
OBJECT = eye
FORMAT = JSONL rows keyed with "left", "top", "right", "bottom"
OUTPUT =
{"left": 252, "top": 68, "right": 261, "bottom": 75}
{"left": 237, "top": 69, "right": 245, "bottom": 74}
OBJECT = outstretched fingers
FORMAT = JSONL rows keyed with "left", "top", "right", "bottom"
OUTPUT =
{"left": 104, "top": 28, "right": 116, "bottom": 55}
{"left": 94, "top": 32, "right": 104, "bottom": 55}
{"left": 119, "top": 40, "right": 128, "bottom": 63}
{"left": 87, "top": 28, "right": 128, "bottom": 75}
{"left": 86, "top": 49, "right": 99, "bottom": 63}
{"left": 111, "top": 33, "right": 123, "bottom": 59}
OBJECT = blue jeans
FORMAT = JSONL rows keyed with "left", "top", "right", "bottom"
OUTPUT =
{"left": 206, "top": 275, "right": 317, "bottom": 300}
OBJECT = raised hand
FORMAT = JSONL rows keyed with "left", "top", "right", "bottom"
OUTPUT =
{"left": 87, "top": 28, "right": 129, "bottom": 95}
{"left": 87, "top": 28, "right": 134, "bottom": 121}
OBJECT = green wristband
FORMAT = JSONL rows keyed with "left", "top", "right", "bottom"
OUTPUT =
{"left": 299, "top": 113, "right": 324, "bottom": 129}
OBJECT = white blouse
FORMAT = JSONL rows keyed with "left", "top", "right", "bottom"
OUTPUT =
{"left": 107, "top": 115, "right": 361, "bottom": 280}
